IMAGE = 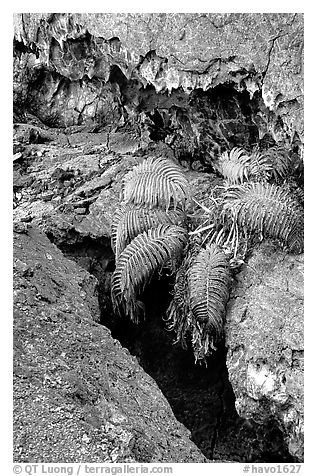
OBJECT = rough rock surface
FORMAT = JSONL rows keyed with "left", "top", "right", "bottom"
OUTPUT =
{"left": 14, "top": 13, "right": 303, "bottom": 144}
{"left": 13, "top": 13, "right": 304, "bottom": 463}
{"left": 13, "top": 127, "right": 194, "bottom": 245}
{"left": 225, "top": 242, "right": 304, "bottom": 461}
{"left": 13, "top": 125, "right": 143, "bottom": 242}
{"left": 13, "top": 226, "right": 207, "bottom": 463}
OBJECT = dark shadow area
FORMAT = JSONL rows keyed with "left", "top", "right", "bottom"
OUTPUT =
{"left": 108, "top": 64, "right": 128, "bottom": 88}
{"left": 119, "top": 82, "right": 262, "bottom": 168}
{"left": 104, "top": 274, "right": 293, "bottom": 462}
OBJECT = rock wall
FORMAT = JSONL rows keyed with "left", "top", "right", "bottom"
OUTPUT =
{"left": 225, "top": 243, "right": 304, "bottom": 461}
{"left": 13, "top": 226, "right": 206, "bottom": 463}
{"left": 13, "top": 13, "right": 303, "bottom": 146}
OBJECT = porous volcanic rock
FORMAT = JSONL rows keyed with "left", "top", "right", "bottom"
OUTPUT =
{"left": 13, "top": 127, "right": 143, "bottom": 244}
{"left": 225, "top": 242, "right": 304, "bottom": 461}
{"left": 13, "top": 226, "right": 207, "bottom": 463}
{"left": 13, "top": 13, "right": 303, "bottom": 143}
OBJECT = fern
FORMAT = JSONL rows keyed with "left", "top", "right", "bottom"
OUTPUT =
{"left": 214, "top": 147, "right": 250, "bottom": 184}
{"left": 167, "top": 244, "right": 231, "bottom": 362}
{"left": 123, "top": 156, "right": 190, "bottom": 211}
{"left": 111, "top": 147, "right": 302, "bottom": 365}
{"left": 112, "top": 224, "right": 188, "bottom": 323}
{"left": 260, "top": 146, "right": 291, "bottom": 182}
{"left": 111, "top": 204, "right": 186, "bottom": 261}
{"left": 223, "top": 182, "right": 304, "bottom": 254}
{"left": 214, "top": 147, "right": 272, "bottom": 184}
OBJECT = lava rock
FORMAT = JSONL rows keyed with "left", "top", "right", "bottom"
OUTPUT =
{"left": 225, "top": 242, "right": 304, "bottom": 461}
{"left": 13, "top": 13, "right": 303, "bottom": 142}
{"left": 13, "top": 226, "right": 207, "bottom": 463}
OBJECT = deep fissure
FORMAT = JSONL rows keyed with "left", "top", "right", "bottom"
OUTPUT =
{"left": 49, "top": 233, "right": 294, "bottom": 463}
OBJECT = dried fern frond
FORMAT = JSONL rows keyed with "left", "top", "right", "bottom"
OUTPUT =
{"left": 165, "top": 262, "right": 190, "bottom": 347}
{"left": 214, "top": 147, "right": 250, "bottom": 184}
{"left": 165, "top": 240, "right": 201, "bottom": 347}
{"left": 112, "top": 224, "right": 188, "bottom": 323}
{"left": 111, "top": 204, "right": 186, "bottom": 261}
{"left": 166, "top": 243, "right": 231, "bottom": 362}
{"left": 223, "top": 182, "right": 304, "bottom": 254}
{"left": 123, "top": 156, "right": 190, "bottom": 211}
{"left": 189, "top": 193, "right": 248, "bottom": 266}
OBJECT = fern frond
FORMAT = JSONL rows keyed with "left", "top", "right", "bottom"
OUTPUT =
{"left": 112, "top": 224, "right": 188, "bottom": 323}
{"left": 123, "top": 156, "right": 190, "bottom": 211}
{"left": 223, "top": 182, "right": 304, "bottom": 253}
{"left": 261, "top": 146, "right": 291, "bottom": 182}
{"left": 214, "top": 147, "right": 250, "bottom": 184}
{"left": 111, "top": 204, "right": 186, "bottom": 261}
{"left": 188, "top": 245, "right": 230, "bottom": 345}
{"left": 166, "top": 243, "right": 231, "bottom": 362}
{"left": 248, "top": 150, "right": 272, "bottom": 182}
{"left": 215, "top": 147, "right": 273, "bottom": 184}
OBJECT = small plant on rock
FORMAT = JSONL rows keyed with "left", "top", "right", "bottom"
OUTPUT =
{"left": 110, "top": 148, "right": 303, "bottom": 363}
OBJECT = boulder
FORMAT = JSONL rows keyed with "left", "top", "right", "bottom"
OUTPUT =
{"left": 225, "top": 242, "right": 304, "bottom": 461}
